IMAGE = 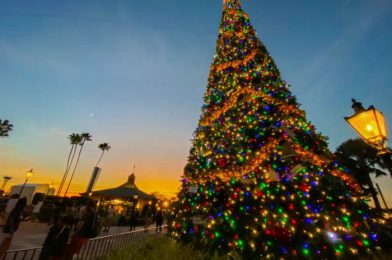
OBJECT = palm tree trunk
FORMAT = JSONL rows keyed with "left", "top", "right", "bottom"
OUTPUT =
{"left": 95, "top": 150, "right": 105, "bottom": 167}
{"left": 59, "top": 143, "right": 78, "bottom": 196}
{"left": 64, "top": 143, "right": 85, "bottom": 197}
{"left": 57, "top": 144, "right": 76, "bottom": 196}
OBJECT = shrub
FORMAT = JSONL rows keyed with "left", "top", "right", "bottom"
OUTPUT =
{"left": 97, "top": 236, "right": 239, "bottom": 260}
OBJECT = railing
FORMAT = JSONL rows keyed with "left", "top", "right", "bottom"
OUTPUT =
{"left": 2, "top": 247, "right": 42, "bottom": 260}
{"left": 3, "top": 226, "right": 166, "bottom": 260}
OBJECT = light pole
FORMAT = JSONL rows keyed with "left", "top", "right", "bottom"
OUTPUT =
{"left": 43, "top": 182, "right": 54, "bottom": 203}
{"left": 345, "top": 99, "right": 391, "bottom": 211}
{"left": 1, "top": 176, "right": 12, "bottom": 191}
{"left": 18, "top": 169, "right": 34, "bottom": 197}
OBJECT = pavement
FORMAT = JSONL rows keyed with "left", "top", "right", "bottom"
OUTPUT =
{"left": 9, "top": 222, "right": 152, "bottom": 250}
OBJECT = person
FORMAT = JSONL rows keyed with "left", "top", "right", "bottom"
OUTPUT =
{"left": 72, "top": 205, "right": 81, "bottom": 231}
{"left": 143, "top": 212, "right": 152, "bottom": 232}
{"left": 155, "top": 210, "right": 164, "bottom": 232}
{"left": 66, "top": 200, "right": 98, "bottom": 259}
{"left": 0, "top": 197, "right": 27, "bottom": 257}
{"left": 129, "top": 209, "right": 138, "bottom": 231}
{"left": 64, "top": 203, "right": 75, "bottom": 230}
{"left": 31, "top": 200, "right": 43, "bottom": 222}
{"left": 102, "top": 206, "right": 113, "bottom": 233}
{"left": 97, "top": 205, "right": 107, "bottom": 234}
{"left": 39, "top": 215, "right": 70, "bottom": 260}
{"left": 2, "top": 194, "right": 19, "bottom": 224}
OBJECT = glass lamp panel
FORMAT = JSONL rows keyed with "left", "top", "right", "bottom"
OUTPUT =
{"left": 375, "top": 110, "right": 388, "bottom": 138}
{"left": 347, "top": 109, "right": 382, "bottom": 141}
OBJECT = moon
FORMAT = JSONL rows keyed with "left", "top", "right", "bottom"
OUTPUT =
{"left": 90, "top": 113, "right": 94, "bottom": 117}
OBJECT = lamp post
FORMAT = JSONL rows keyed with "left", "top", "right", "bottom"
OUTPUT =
{"left": 345, "top": 99, "right": 392, "bottom": 212}
{"left": 345, "top": 99, "right": 392, "bottom": 173}
{"left": 18, "top": 169, "right": 34, "bottom": 197}
{"left": 43, "top": 182, "right": 54, "bottom": 203}
{"left": 1, "top": 176, "right": 12, "bottom": 191}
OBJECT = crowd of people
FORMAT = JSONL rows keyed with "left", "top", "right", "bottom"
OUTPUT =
{"left": 0, "top": 195, "right": 166, "bottom": 260}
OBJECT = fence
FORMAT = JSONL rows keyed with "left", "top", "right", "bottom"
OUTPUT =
{"left": 3, "top": 226, "right": 165, "bottom": 260}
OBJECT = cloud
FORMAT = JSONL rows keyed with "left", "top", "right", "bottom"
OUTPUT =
{"left": 299, "top": 1, "right": 390, "bottom": 90}
{"left": 48, "top": 127, "right": 68, "bottom": 136}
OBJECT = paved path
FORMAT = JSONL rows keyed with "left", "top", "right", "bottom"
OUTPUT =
{"left": 9, "top": 222, "right": 152, "bottom": 250}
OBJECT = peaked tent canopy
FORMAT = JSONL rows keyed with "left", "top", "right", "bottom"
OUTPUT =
{"left": 83, "top": 174, "right": 154, "bottom": 199}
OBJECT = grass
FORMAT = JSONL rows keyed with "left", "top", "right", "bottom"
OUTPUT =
{"left": 97, "top": 236, "right": 237, "bottom": 260}
{"left": 97, "top": 235, "right": 392, "bottom": 260}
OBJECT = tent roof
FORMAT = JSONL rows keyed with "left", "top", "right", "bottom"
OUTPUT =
{"left": 83, "top": 174, "right": 154, "bottom": 199}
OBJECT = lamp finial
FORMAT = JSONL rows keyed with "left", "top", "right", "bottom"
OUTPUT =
{"left": 351, "top": 98, "right": 365, "bottom": 114}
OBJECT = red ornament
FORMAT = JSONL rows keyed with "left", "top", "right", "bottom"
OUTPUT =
{"left": 268, "top": 226, "right": 293, "bottom": 244}
{"left": 299, "top": 184, "right": 310, "bottom": 192}
{"left": 217, "top": 158, "right": 227, "bottom": 168}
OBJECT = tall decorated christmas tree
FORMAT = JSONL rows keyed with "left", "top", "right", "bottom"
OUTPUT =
{"left": 170, "top": 0, "right": 380, "bottom": 258}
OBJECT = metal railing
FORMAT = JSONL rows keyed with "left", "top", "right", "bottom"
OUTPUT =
{"left": 2, "top": 247, "right": 42, "bottom": 260}
{"left": 3, "top": 226, "right": 166, "bottom": 260}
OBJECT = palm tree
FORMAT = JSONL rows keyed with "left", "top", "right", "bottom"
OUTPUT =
{"left": 335, "top": 138, "right": 388, "bottom": 211}
{"left": 64, "top": 132, "right": 92, "bottom": 197}
{"left": 96, "top": 143, "right": 111, "bottom": 167}
{"left": 57, "top": 133, "right": 82, "bottom": 196}
{"left": 0, "top": 119, "right": 13, "bottom": 137}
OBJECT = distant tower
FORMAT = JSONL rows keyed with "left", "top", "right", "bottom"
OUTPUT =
{"left": 86, "top": 167, "right": 101, "bottom": 195}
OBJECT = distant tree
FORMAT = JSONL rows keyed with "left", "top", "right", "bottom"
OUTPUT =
{"left": 0, "top": 119, "right": 13, "bottom": 137}
{"left": 335, "top": 138, "right": 388, "bottom": 211}
{"left": 64, "top": 132, "right": 92, "bottom": 197}
{"left": 57, "top": 133, "right": 82, "bottom": 196}
{"left": 96, "top": 143, "right": 111, "bottom": 167}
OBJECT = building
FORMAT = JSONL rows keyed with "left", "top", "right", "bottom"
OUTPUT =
{"left": 10, "top": 183, "right": 55, "bottom": 205}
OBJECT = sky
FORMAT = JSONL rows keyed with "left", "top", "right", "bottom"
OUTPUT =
{"left": 0, "top": 0, "right": 391, "bottom": 202}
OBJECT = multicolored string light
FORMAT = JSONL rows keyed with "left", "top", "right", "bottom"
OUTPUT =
{"left": 169, "top": 0, "right": 381, "bottom": 258}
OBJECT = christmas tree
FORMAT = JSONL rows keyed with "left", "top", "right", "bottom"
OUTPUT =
{"left": 170, "top": 0, "right": 381, "bottom": 258}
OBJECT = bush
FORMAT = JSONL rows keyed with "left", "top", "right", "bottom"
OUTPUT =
{"left": 97, "top": 236, "right": 239, "bottom": 260}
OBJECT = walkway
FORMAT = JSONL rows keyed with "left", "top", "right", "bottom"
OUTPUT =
{"left": 10, "top": 222, "right": 152, "bottom": 250}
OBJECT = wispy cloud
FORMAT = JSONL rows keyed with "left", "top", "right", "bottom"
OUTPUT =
{"left": 299, "top": 0, "right": 391, "bottom": 90}
{"left": 48, "top": 127, "right": 68, "bottom": 136}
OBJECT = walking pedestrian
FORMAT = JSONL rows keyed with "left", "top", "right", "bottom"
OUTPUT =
{"left": 129, "top": 209, "right": 138, "bottom": 231}
{"left": 31, "top": 200, "right": 43, "bottom": 222}
{"left": 39, "top": 215, "right": 70, "bottom": 260}
{"left": 155, "top": 210, "right": 163, "bottom": 232}
{"left": 102, "top": 206, "right": 113, "bottom": 233}
{"left": 65, "top": 200, "right": 99, "bottom": 259}
{"left": 143, "top": 212, "right": 152, "bottom": 231}
{"left": 2, "top": 194, "right": 19, "bottom": 224}
{"left": 0, "top": 197, "right": 27, "bottom": 258}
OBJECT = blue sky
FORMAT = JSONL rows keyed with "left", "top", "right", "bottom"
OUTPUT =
{"left": 0, "top": 0, "right": 391, "bottom": 200}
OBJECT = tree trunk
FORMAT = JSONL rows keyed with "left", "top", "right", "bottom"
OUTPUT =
{"left": 57, "top": 144, "right": 75, "bottom": 196}
{"left": 367, "top": 177, "right": 382, "bottom": 211}
{"left": 64, "top": 144, "right": 84, "bottom": 197}
{"left": 95, "top": 150, "right": 105, "bottom": 167}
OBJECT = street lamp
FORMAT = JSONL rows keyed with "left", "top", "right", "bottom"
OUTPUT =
{"left": 345, "top": 99, "right": 392, "bottom": 213}
{"left": 345, "top": 99, "right": 389, "bottom": 152}
{"left": 345, "top": 99, "right": 392, "bottom": 173}
{"left": 18, "top": 169, "right": 34, "bottom": 197}
{"left": 1, "top": 176, "right": 12, "bottom": 191}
